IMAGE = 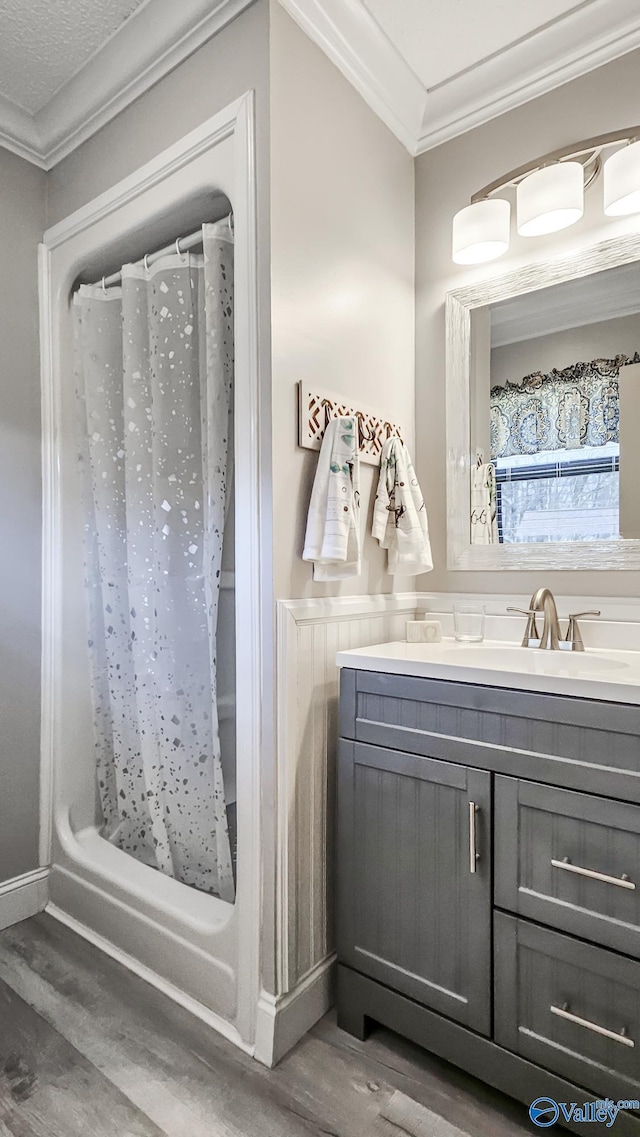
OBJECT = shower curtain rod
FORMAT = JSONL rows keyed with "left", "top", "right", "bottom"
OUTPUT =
{"left": 90, "top": 212, "right": 233, "bottom": 292}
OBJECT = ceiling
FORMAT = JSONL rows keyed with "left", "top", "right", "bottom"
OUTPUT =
{"left": 0, "top": 0, "right": 255, "bottom": 169}
{"left": 362, "top": 0, "right": 587, "bottom": 92}
{"left": 279, "top": 0, "right": 640, "bottom": 155}
{"left": 1, "top": 0, "right": 640, "bottom": 169}
{"left": 0, "top": 0, "right": 146, "bottom": 115}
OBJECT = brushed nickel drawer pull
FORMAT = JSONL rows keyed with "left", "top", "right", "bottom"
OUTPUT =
{"left": 469, "top": 801, "right": 479, "bottom": 874}
{"left": 551, "top": 857, "right": 636, "bottom": 890}
{"left": 551, "top": 1003, "right": 635, "bottom": 1048}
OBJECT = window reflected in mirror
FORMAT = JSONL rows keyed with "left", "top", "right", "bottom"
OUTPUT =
{"left": 470, "top": 261, "right": 640, "bottom": 545}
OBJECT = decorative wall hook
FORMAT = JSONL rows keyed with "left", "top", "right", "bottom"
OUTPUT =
{"left": 298, "top": 382, "right": 404, "bottom": 466}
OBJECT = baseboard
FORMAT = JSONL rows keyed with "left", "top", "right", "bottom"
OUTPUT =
{"left": 254, "top": 954, "right": 336, "bottom": 1067}
{"left": 0, "top": 867, "right": 49, "bottom": 931}
{"left": 46, "top": 902, "right": 253, "bottom": 1056}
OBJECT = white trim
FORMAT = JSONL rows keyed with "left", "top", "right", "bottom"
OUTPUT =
{"left": 276, "top": 0, "right": 640, "bottom": 158}
{"left": 42, "top": 98, "right": 244, "bottom": 249}
{"left": 280, "top": 591, "right": 420, "bottom": 623}
{"left": 0, "top": 869, "right": 49, "bottom": 932}
{"left": 39, "top": 240, "right": 55, "bottom": 869}
{"left": 46, "top": 902, "right": 253, "bottom": 1055}
{"left": 276, "top": 0, "right": 425, "bottom": 154}
{"left": 254, "top": 955, "right": 336, "bottom": 1067}
{"left": 0, "top": 92, "right": 45, "bottom": 168}
{"left": 416, "top": 0, "right": 640, "bottom": 153}
{"left": 0, "top": 0, "right": 256, "bottom": 170}
{"left": 445, "top": 231, "right": 640, "bottom": 572}
{"left": 39, "top": 94, "right": 266, "bottom": 1051}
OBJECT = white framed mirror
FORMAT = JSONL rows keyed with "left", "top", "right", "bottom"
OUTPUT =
{"left": 446, "top": 232, "right": 640, "bottom": 570}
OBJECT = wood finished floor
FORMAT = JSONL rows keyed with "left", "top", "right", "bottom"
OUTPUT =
{"left": 0, "top": 914, "right": 534, "bottom": 1137}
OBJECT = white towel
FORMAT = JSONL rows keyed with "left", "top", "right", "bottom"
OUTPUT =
{"left": 373, "top": 437, "right": 433, "bottom": 575}
{"left": 303, "top": 417, "right": 361, "bottom": 580}
{"left": 471, "top": 462, "right": 499, "bottom": 545}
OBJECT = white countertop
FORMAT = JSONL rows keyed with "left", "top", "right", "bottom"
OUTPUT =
{"left": 336, "top": 639, "right": 640, "bottom": 704}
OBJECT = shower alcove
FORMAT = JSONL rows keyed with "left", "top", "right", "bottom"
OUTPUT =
{"left": 40, "top": 96, "right": 268, "bottom": 1054}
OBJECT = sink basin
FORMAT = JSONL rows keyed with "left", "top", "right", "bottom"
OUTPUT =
{"left": 434, "top": 644, "right": 629, "bottom": 676}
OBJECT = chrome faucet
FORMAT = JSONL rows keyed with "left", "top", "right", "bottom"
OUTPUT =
{"left": 529, "top": 587, "right": 561, "bottom": 650}
{"left": 507, "top": 589, "right": 600, "bottom": 650}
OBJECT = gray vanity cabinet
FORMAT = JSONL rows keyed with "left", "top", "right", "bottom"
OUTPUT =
{"left": 337, "top": 742, "right": 492, "bottom": 1034}
{"left": 337, "top": 667, "right": 640, "bottom": 1136}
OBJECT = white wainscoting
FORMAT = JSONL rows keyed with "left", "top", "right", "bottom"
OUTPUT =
{"left": 0, "top": 868, "right": 49, "bottom": 932}
{"left": 275, "top": 594, "right": 419, "bottom": 1002}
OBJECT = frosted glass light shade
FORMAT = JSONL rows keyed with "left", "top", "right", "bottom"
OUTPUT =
{"left": 517, "top": 162, "right": 584, "bottom": 236}
{"left": 604, "top": 140, "right": 640, "bottom": 216}
{"left": 452, "top": 199, "right": 510, "bottom": 265}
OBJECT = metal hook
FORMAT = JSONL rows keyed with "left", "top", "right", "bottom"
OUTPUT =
{"left": 355, "top": 411, "right": 375, "bottom": 448}
{"left": 321, "top": 397, "right": 333, "bottom": 429}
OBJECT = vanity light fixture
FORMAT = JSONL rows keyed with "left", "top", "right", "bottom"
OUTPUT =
{"left": 604, "top": 139, "right": 640, "bottom": 216}
{"left": 452, "top": 198, "right": 510, "bottom": 265}
{"left": 452, "top": 127, "right": 640, "bottom": 265}
{"left": 517, "top": 162, "right": 584, "bottom": 236}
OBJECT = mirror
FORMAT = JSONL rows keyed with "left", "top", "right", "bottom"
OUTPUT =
{"left": 446, "top": 232, "right": 640, "bottom": 570}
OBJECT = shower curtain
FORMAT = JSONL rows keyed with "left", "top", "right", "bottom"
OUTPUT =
{"left": 74, "top": 219, "right": 235, "bottom": 902}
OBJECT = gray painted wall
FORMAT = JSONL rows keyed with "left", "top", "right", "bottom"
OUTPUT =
{"left": 415, "top": 46, "right": 640, "bottom": 596}
{"left": 0, "top": 147, "right": 46, "bottom": 884}
{"left": 269, "top": 2, "right": 415, "bottom": 601}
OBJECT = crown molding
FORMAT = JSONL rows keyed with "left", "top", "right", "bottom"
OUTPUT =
{"left": 0, "top": 0, "right": 256, "bottom": 170}
{"left": 277, "top": 0, "right": 640, "bottom": 158}
{"left": 0, "top": 91, "right": 46, "bottom": 168}
{"left": 417, "top": 0, "right": 640, "bottom": 153}
{"left": 276, "top": 0, "right": 426, "bottom": 153}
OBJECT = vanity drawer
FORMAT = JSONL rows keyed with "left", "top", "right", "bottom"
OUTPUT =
{"left": 339, "top": 669, "right": 640, "bottom": 803}
{"left": 495, "top": 777, "right": 640, "bottom": 956}
{"left": 495, "top": 913, "right": 640, "bottom": 1104}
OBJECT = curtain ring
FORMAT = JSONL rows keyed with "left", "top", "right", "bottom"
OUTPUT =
{"left": 101, "top": 276, "right": 107, "bottom": 294}
{"left": 228, "top": 210, "right": 234, "bottom": 236}
{"left": 143, "top": 253, "right": 151, "bottom": 273}
{"left": 175, "top": 237, "right": 187, "bottom": 263}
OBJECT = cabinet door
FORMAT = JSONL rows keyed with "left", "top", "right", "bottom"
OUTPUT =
{"left": 337, "top": 740, "right": 492, "bottom": 1035}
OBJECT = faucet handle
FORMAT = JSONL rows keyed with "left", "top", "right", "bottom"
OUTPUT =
{"left": 566, "top": 610, "right": 600, "bottom": 652}
{"left": 506, "top": 607, "right": 539, "bottom": 647}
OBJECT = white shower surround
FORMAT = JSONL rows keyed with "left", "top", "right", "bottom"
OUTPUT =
{"left": 39, "top": 95, "right": 267, "bottom": 1053}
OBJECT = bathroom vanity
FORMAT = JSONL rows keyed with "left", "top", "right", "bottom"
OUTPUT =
{"left": 336, "top": 643, "right": 640, "bottom": 1135}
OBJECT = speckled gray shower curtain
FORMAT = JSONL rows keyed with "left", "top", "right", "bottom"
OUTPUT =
{"left": 74, "top": 219, "right": 235, "bottom": 902}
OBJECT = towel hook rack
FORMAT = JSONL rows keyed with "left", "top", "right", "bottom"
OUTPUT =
{"left": 298, "top": 382, "right": 405, "bottom": 467}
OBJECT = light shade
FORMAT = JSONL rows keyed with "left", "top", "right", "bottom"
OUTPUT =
{"left": 604, "top": 140, "right": 640, "bottom": 216}
{"left": 452, "top": 199, "right": 510, "bottom": 265}
{"left": 517, "top": 162, "right": 584, "bottom": 236}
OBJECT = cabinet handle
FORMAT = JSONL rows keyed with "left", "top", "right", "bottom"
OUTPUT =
{"left": 469, "top": 801, "right": 479, "bottom": 874}
{"left": 551, "top": 857, "right": 635, "bottom": 890}
{"left": 550, "top": 1003, "right": 634, "bottom": 1048}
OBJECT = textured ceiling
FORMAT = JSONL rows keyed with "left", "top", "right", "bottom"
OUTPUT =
{"left": 0, "top": 0, "right": 147, "bottom": 114}
{"left": 362, "top": 0, "right": 589, "bottom": 89}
